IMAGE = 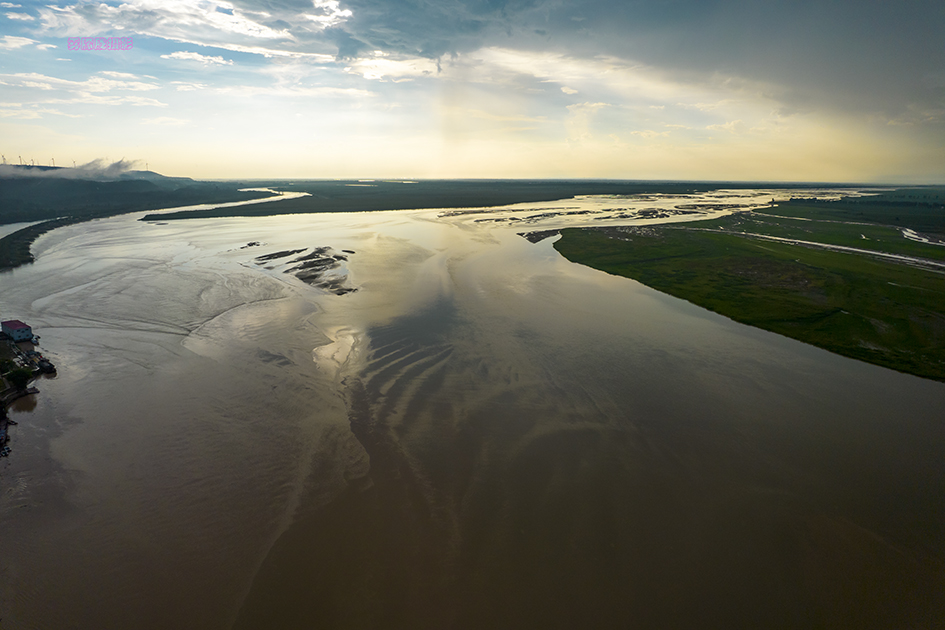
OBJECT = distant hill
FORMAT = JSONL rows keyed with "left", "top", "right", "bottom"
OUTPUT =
{"left": 0, "top": 163, "right": 193, "bottom": 184}
{"left": 0, "top": 166, "right": 273, "bottom": 269}
{"left": 117, "top": 170, "right": 195, "bottom": 186}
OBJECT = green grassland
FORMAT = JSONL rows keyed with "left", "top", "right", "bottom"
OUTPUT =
{"left": 720, "top": 209, "right": 945, "bottom": 262}
{"left": 771, "top": 188, "right": 945, "bottom": 234}
{"left": 554, "top": 196, "right": 945, "bottom": 381}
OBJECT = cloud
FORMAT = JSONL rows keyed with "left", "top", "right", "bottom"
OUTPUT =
{"left": 567, "top": 102, "right": 610, "bottom": 114}
{"left": 0, "top": 106, "right": 79, "bottom": 119}
{"left": 5, "top": 11, "right": 33, "bottom": 20}
{"left": 171, "top": 81, "right": 208, "bottom": 91}
{"left": 312, "top": 0, "right": 520, "bottom": 59}
{"left": 3, "top": 0, "right": 941, "bottom": 182}
{"left": 34, "top": 1, "right": 339, "bottom": 60}
{"left": 99, "top": 71, "right": 147, "bottom": 79}
{"left": 706, "top": 120, "right": 746, "bottom": 134}
{"left": 314, "top": 1, "right": 945, "bottom": 128}
{"left": 34, "top": 0, "right": 334, "bottom": 59}
{"left": 141, "top": 116, "right": 189, "bottom": 125}
{"left": 344, "top": 53, "right": 437, "bottom": 80}
{"left": 0, "top": 35, "right": 35, "bottom": 49}
{"left": 46, "top": 94, "right": 167, "bottom": 107}
{"left": 468, "top": 48, "right": 728, "bottom": 106}
{"left": 0, "top": 72, "right": 167, "bottom": 111}
{"left": 161, "top": 51, "right": 234, "bottom": 66}
{"left": 0, "top": 2, "right": 22, "bottom": 7}
{"left": 0, "top": 72, "right": 160, "bottom": 93}
{"left": 215, "top": 84, "right": 375, "bottom": 98}
{"left": 21, "top": 1, "right": 941, "bottom": 135}
{"left": 680, "top": 101, "right": 735, "bottom": 112}
{"left": 463, "top": 109, "right": 548, "bottom": 124}
{"left": 73, "top": 158, "right": 140, "bottom": 177}
{"left": 37, "top": 0, "right": 292, "bottom": 40}
{"left": 0, "top": 108, "right": 42, "bottom": 119}
{"left": 566, "top": 101, "right": 610, "bottom": 141}
{"left": 304, "top": 0, "right": 352, "bottom": 28}
{"left": 19, "top": 0, "right": 944, "bottom": 130}
{"left": 0, "top": 158, "right": 141, "bottom": 179}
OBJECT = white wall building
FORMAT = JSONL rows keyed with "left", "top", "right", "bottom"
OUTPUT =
{"left": 1, "top": 320, "right": 33, "bottom": 342}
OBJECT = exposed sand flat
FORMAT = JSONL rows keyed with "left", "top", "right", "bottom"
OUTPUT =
{"left": 902, "top": 228, "right": 945, "bottom": 247}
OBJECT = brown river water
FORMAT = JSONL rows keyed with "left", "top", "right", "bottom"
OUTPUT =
{"left": 1, "top": 190, "right": 944, "bottom": 629}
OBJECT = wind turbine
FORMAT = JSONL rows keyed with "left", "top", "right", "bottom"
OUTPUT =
{"left": 51, "top": 157, "right": 55, "bottom": 167}
{"left": 1, "top": 155, "right": 6, "bottom": 165}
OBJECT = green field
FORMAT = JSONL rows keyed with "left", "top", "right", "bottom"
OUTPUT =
{"left": 554, "top": 194, "right": 945, "bottom": 382}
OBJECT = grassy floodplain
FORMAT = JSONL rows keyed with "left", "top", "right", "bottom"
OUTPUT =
{"left": 554, "top": 189, "right": 945, "bottom": 382}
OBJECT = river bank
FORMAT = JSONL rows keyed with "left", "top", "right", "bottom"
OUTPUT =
{"left": 0, "top": 182, "right": 278, "bottom": 270}
{"left": 0, "top": 334, "right": 48, "bottom": 459}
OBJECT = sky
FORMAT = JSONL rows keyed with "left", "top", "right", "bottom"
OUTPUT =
{"left": 0, "top": 0, "right": 943, "bottom": 181}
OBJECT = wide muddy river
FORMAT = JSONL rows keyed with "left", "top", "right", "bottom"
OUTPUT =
{"left": 1, "top": 189, "right": 944, "bottom": 629}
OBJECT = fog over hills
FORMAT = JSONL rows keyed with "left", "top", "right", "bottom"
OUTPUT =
{"left": 0, "top": 162, "right": 259, "bottom": 225}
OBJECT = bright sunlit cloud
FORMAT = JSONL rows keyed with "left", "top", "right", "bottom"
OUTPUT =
{"left": 160, "top": 50, "right": 233, "bottom": 66}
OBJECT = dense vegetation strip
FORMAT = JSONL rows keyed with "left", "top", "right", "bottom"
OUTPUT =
{"left": 0, "top": 176, "right": 270, "bottom": 225}
{"left": 0, "top": 217, "right": 79, "bottom": 268}
{"left": 554, "top": 206, "right": 945, "bottom": 382}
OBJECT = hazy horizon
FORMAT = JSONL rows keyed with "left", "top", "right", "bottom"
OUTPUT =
{"left": 0, "top": 161, "right": 937, "bottom": 187}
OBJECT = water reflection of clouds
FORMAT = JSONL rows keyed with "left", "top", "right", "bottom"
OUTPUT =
{"left": 313, "top": 326, "right": 363, "bottom": 381}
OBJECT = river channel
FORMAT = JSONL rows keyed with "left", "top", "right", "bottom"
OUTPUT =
{"left": 1, "top": 188, "right": 943, "bottom": 629}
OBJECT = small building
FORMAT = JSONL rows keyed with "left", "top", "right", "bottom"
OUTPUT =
{"left": 1, "top": 320, "right": 32, "bottom": 342}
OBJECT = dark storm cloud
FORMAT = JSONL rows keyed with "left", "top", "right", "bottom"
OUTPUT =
{"left": 328, "top": 0, "right": 541, "bottom": 58}
{"left": 567, "top": 0, "right": 945, "bottom": 119}
{"left": 29, "top": 0, "right": 944, "bottom": 125}
{"left": 325, "top": 25, "right": 369, "bottom": 59}
{"left": 313, "top": 0, "right": 944, "bottom": 120}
